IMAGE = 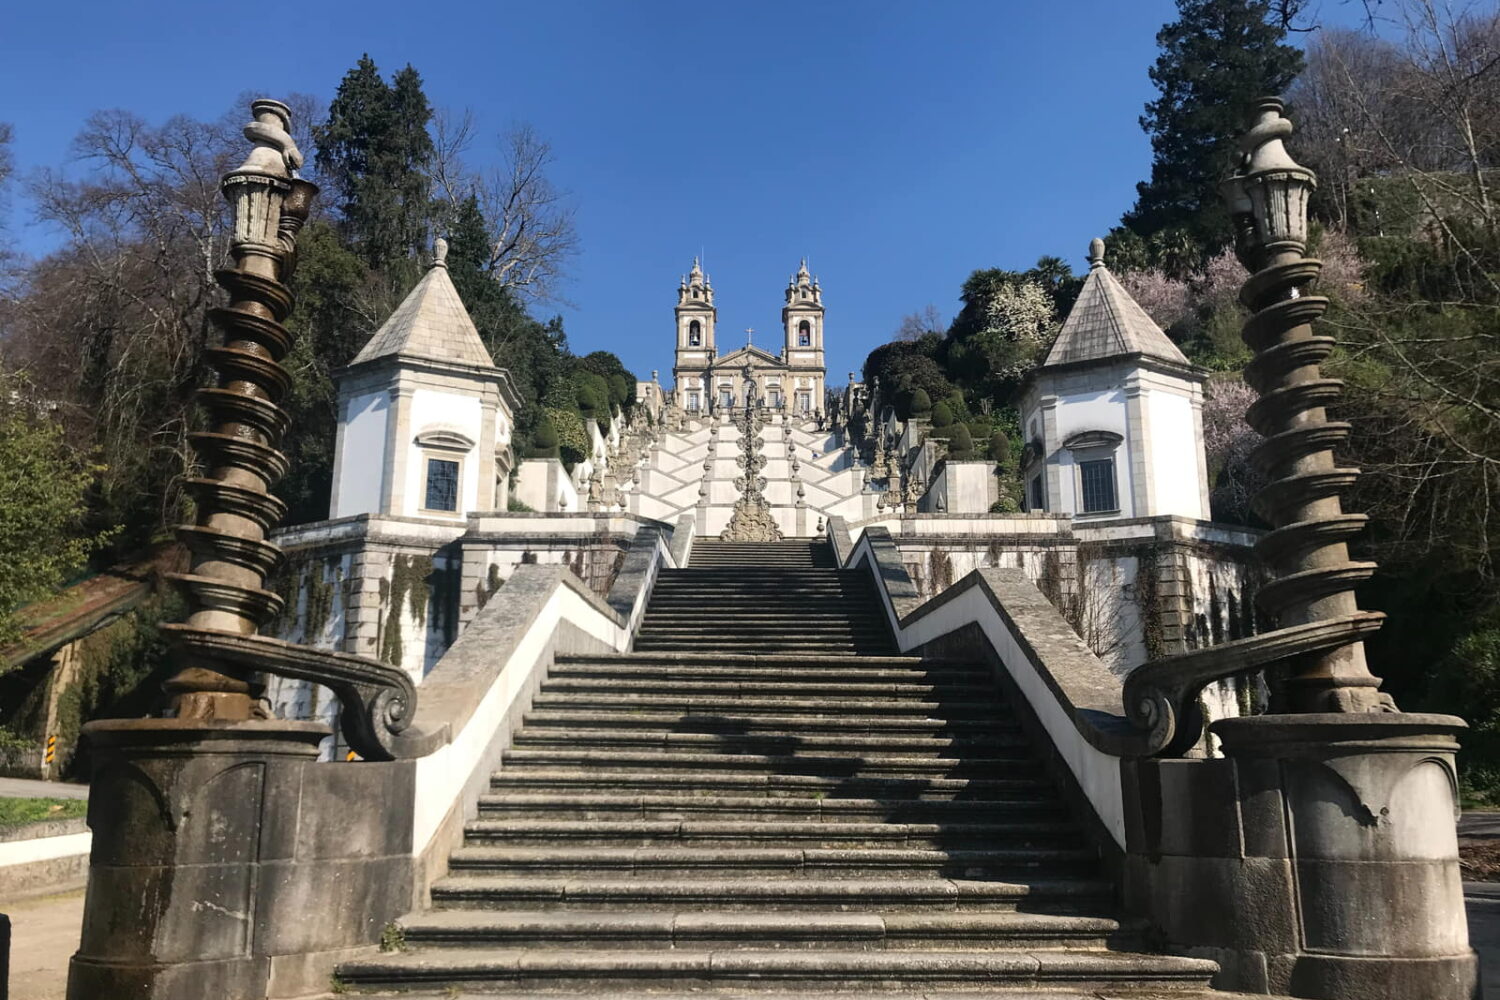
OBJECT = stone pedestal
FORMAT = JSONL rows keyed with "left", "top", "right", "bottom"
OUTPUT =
{"left": 1213, "top": 713, "right": 1477, "bottom": 1000}
{"left": 67, "top": 719, "right": 327, "bottom": 1000}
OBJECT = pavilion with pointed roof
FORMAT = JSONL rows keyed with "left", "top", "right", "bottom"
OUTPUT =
{"left": 1017, "top": 238, "right": 1210, "bottom": 522}
{"left": 330, "top": 238, "right": 523, "bottom": 521}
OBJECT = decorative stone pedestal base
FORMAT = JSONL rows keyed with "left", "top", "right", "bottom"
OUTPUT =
{"left": 1213, "top": 713, "right": 1478, "bottom": 1000}
{"left": 66, "top": 719, "right": 328, "bottom": 1000}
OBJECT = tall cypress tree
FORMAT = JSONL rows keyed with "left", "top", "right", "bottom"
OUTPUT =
{"left": 313, "top": 56, "right": 434, "bottom": 272}
{"left": 1124, "top": 0, "right": 1304, "bottom": 251}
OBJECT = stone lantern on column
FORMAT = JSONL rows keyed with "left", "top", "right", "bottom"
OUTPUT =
{"left": 1204, "top": 97, "right": 1475, "bottom": 1000}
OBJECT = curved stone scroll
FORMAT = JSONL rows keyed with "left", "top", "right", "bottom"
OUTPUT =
{"left": 165, "top": 625, "right": 448, "bottom": 761}
{"left": 1121, "top": 611, "right": 1386, "bottom": 757}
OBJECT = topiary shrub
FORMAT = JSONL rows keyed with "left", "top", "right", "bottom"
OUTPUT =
{"left": 931, "top": 402, "right": 954, "bottom": 429}
{"left": 544, "top": 406, "right": 589, "bottom": 470}
{"left": 910, "top": 388, "right": 933, "bottom": 418}
{"left": 988, "top": 429, "right": 1011, "bottom": 466}
{"left": 948, "top": 424, "right": 975, "bottom": 459}
{"left": 531, "top": 416, "right": 560, "bottom": 458}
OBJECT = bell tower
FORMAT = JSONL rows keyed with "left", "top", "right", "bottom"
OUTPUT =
{"left": 782, "top": 260, "right": 826, "bottom": 414}
{"left": 675, "top": 258, "right": 715, "bottom": 360}
{"left": 673, "top": 257, "right": 716, "bottom": 414}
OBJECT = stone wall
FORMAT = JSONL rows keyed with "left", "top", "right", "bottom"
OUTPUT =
{"left": 264, "top": 512, "right": 664, "bottom": 755}
{"left": 850, "top": 512, "right": 1263, "bottom": 739}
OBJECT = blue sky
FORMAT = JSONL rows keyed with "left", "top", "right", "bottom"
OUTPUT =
{"left": 0, "top": 1, "right": 1365, "bottom": 384}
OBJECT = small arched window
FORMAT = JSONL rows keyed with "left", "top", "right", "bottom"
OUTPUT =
{"left": 688, "top": 320, "right": 701, "bottom": 346}
{"left": 798, "top": 320, "right": 811, "bottom": 347}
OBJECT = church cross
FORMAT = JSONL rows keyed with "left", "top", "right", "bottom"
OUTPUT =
{"left": 746, "top": 327, "right": 754, "bottom": 346}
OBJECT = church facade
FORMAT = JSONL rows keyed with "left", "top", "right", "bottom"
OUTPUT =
{"left": 671, "top": 259, "right": 826, "bottom": 415}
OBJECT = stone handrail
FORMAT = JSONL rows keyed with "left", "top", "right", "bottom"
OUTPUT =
{"left": 166, "top": 625, "right": 443, "bottom": 761}
{"left": 840, "top": 525, "right": 1389, "bottom": 843}
{"left": 606, "top": 524, "right": 675, "bottom": 630}
{"left": 824, "top": 514, "right": 853, "bottom": 566}
{"left": 668, "top": 512, "right": 696, "bottom": 570}
{"left": 406, "top": 563, "right": 638, "bottom": 860}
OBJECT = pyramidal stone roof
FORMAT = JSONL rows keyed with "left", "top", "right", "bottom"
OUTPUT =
{"left": 350, "top": 238, "right": 496, "bottom": 369}
{"left": 1040, "top": 238, "right": 1190, "bottom": 370}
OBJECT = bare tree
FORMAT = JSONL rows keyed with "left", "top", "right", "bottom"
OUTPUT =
{"left": 1288, "top": 0, "right": 1500, "bottom": 575}
{"left": 0, "top": 122, "right": 13, "bottom": 196}
{"left": 893, "top": 304, "right": 945, "bottom": 342}
{"left": 431, "top": 111, "right": 578, "bottom": 302}
{"left": 5, "top": 107, "right": 246, "bottom": 538}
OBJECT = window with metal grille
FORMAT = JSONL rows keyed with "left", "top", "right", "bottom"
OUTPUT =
{"left": 1078, "top": 458, "right": 1116, "bottom": 514}
{"left": 425, "top": 458, "right": 460, "bottom": 512}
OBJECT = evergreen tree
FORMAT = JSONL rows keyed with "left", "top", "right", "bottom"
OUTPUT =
{"left": 0, "top": 377, "right": 112, "bottom": 646}
{"left": 1124, "top": 0, "right": 1303, "bottom": 253}
{"left": 314, "top": 55, "right": 435, "bottom": 272}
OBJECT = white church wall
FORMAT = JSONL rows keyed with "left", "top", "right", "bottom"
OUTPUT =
{"left": 1145, "top": 388, "right": 1206, "bottom": 520}
{"left": 928, "top": 462, "right": 997, "bottom": 514}
{"left": 516, "top": 458, "right": 579, "bottom": 512}
{"left": 1050, "top": 387, "right": 1134, "bottom": 518}
{"left": 403, "top": 389, "right": 483, "bottom": 518}
{"left": 333, "top": 391, "right": 389, "bottom": 518}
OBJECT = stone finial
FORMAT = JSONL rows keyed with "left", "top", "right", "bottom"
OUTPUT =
{"left": 1238, "top": 97, "right": 1305, "bottom": 175}
{"left": 1088, "top": 238, "right": 1106, "bottom": 270}
{"left": 432, "top": 237, "right": 449, "bottom": 268}
{"left": 237, "top": 99, "right": 303, "bottom": 178}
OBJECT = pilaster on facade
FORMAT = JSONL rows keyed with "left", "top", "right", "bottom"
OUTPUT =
{"left": 478, "top": 393, "right": 500, "bottom": 511}
{"left": 1040, "top": 396, "right": 1062, "bottom": 515}
{"left": 1123, "top": 380, "right": 1153, "bottom": 518}
{"left": 382, "top": 386, "right": 415, "bottom": 516}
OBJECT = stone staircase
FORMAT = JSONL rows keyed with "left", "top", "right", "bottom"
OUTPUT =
{"left": 338, "top": 541, "right": 1246, "bottom": 997}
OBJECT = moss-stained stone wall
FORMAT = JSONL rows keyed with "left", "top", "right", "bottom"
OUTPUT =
{"left": 262, "top": 513, "right": 664, "bottom": 755}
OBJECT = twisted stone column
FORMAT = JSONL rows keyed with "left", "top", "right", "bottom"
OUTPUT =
{"left": 165, "top": 100, "right": 316, "bottom": 721}
{"left": 1223, "top": 98, "right": 1391, "bottom": 714}
{"left": 1191, "top": 97, "right": 1477, "bottom": 1000}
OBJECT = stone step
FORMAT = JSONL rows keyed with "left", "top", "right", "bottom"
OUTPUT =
{"left": 553, "top": 653, "right": 934, "bottom": 668}
{"left": 477, "top": 793, "right": 1064, "bottom": 823}
{"left": 344, "top": 989, "right": 1275, "bottom": 1000}
{"left": 461, "top": 819, "right": 1084, "bottom": 848}
{"left": 631, "top": 642, "right": 897, "bottom": 655}
{"left": 642, "top": 598, "right": 874, "bottom": 608}
{"left": 650, "top": 579, "right": 862, "bottom": 586}
{"left": 687, "top": 560, "right": 828, "bottom": 566}
{"left": 649, "top": 583, "right": 865, "bottom": 592}
{"left": 632, "top": 628, "right": 892, "bottom": 642}
{"left": 648, "top": 592, "right": 867, "bottom": 599}
{"left": 529, "top": 693, "right": 1009, "bottom": 716}
{"left": 339, "top": 946, "right": 1216, "bottom": 992}
{"left": 444, "top": 845, "right": 1098, "bottom": 878}
{"left": 486, "top": 770, "right": 1053, "bottom": 799}
{"left": 393, "top": 909, "right": 1128, "bottom": 951}
{"left": 536, "top": 678, "right": 991, "bottom": 700}
{"left": 520, "top": 710, "right": 1010, "bottom": 736}
{"left": 498, "top": 748, "right": 1036, "bottom": 776}
{"left": 638, "top": 612, "right": 881, "bottom": 621}
{"left": 425, "top": 875, "right": 1119, "bottom": 913}
{"left": 547, "top": 663, "right": 987, "bottom": 684}
{"left": 510, "top": 729, "right": 1027, "bottom": 756}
